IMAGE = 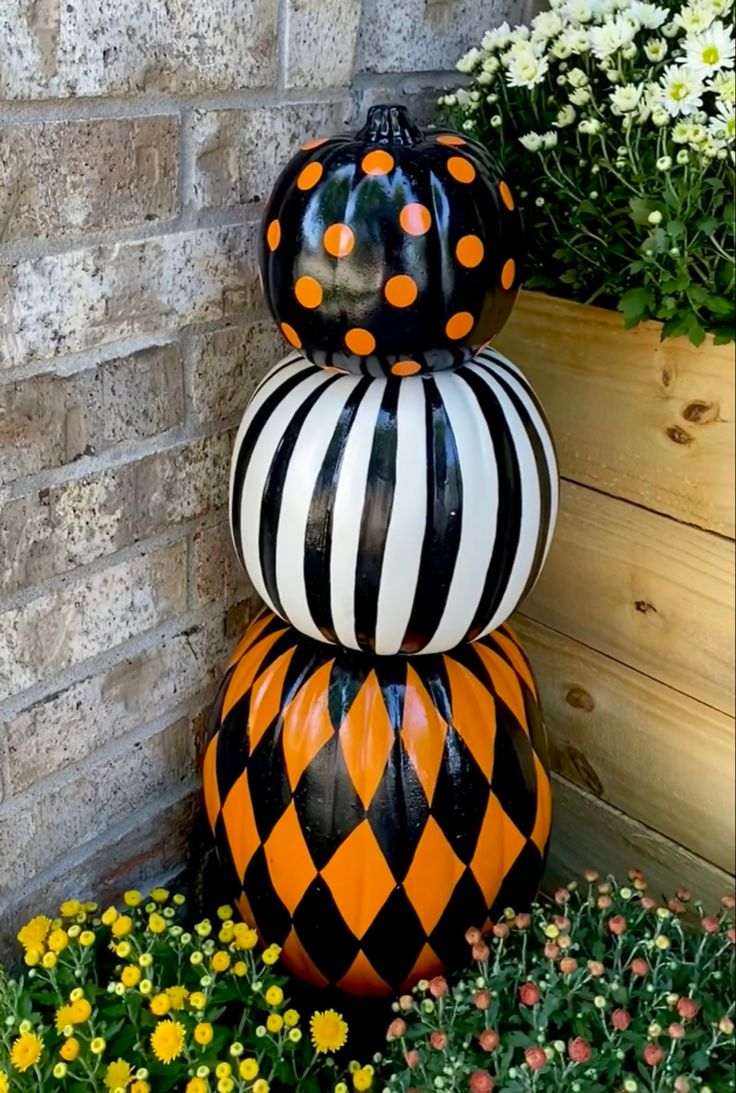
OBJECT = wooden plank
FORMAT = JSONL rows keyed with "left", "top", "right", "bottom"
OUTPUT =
{"left": 494, "top": 291, "right": 735, "bottom": 537}
{"left": 514, "top": 615, "right": 735, "bottom": 873}
{"left": 521, "top": 480, "right": 735, "bottom": 716}
{"left": 545, "top": 775, "right": 734, "bottom": 911}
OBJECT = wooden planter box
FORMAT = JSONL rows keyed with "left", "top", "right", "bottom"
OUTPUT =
{"left": 494, "top": 291, "right": 735, "bottom": 903}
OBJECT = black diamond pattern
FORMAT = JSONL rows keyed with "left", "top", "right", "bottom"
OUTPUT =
{"left": 247, "top": 722, "right": 292, "bottom": 844}
{"left": 430, "top": 868, "right": 488, "bottom": 969}
{"left": 360, "top": 887, "right": 428, "bottom": 987}
{"left": 366, "top": 738, "right": 430, "bottom": 883}
{"left": 243, "top": 845, "right": 291, "bottom": 943}
{"left": 292, "top": 876, "right": 360, "bottom": 982}
{"left": 490, "top": 708, "right": 538, "bottom": 837}
{"left": 215, "top": 693, "right": 252, "bottom": 807}
{"left": 293, "top": 735, "right": 364, "bottom": 870}
{"left": 488, "top": 840, "right": 543, "bottom": 922}
{"left": 431, "top": 725, "right": 490, "bottom": 863}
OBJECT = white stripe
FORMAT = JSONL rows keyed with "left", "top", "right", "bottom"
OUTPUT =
{"left": 329, "top": 379, "right": 386, "bottom": 650}
{"left": 374, "top": 378, "right": 428, "bottom": 656}
{"left": 419, "top": 370, "right": 499, "bottom": 654}
{"left": 467, "top": 363, "right": 541, "bottom": 635}
{"left": 237, "top": 364, "right": 334, "bottom": 614}
{"left": 275, "top": 374, "right": 362, "bottom": 642}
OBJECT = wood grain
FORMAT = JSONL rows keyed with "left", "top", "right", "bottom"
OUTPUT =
{"left": 545, "top": 775, "right": 734, "bottom": 908}
{"left": 514, "top": 615, "right": 735, "bottom": 873}
{"left": 521, "top": 480, "right": 735, "bottom": 716}
{"left": 494, "top": 291, "right": 735, "bottom": 537}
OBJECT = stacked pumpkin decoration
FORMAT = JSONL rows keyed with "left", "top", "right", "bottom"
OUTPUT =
{"left": 204, "top": 104, "right": 559, "bottom": 996}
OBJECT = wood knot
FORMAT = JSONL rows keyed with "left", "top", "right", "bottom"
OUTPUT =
{"left": 565, "top": 686, "right": 595, "bottom": 712}
{"left": 666, "top": 424, "right": 692, "bottom": 445}
{"left": 682, "top": 400, "right": 718, "bottom": 424}
{"left": 660, "top": 364, "right": 674, "bottom": 388}
{"left": 566, "top": 745, "right": 603, "bottom": 796}
{"left": 635, "top": 599, "right": 657, "bottom": 614}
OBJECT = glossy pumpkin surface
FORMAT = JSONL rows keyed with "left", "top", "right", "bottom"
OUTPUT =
{"left": 229, "top": 345, "right": 558, "bottom": 655}
{"left": 258, "top": 103, "right": 524, "bottom": 376}
{"left": 203, "top": 610, "right": 552, "bottom": 995}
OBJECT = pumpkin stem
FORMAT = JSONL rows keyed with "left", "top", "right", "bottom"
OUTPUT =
{"left": 357, "top": 104, "right": 423, "bottom": 147}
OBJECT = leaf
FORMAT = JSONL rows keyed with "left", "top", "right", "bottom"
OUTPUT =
{"left": 666, "top": 219, "right": 685, "bottom": 239}
{"left": 713, "top": 326, "right": 736, "bottom": 345}
{"left": 695, "top": 215, "right": 720, "bottom": 236}
{"left": 629, "top": 196, "right": 657, "bottom": 225}
{"left": 618, "top": 287, "right": 654, "bottom": 327}
{"left": 686, "top": 312, "right": 706, "bottom": 347}
{"left": 705, "top": 293, "right": 734, "bottom": 317}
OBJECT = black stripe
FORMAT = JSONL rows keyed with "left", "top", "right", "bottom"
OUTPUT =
{"left": 352, "top": 381, "right": 401, "bottom": 652}
{"left": 402, "top": 378, "right": 464, "bottom": 653}
{"left": 257, "top": 375, "right": 341, "bottom": 618}
{"left": 457, "top": 366, "right": 523, "bottom": 642}
{"left": 303, "top": 378, "right": 372, "bottom": 643}
{"left": 476, "top": 361, "right": 553, "bottom": 602}
{"left": 230, "top": 359, "right": 315, "bottom": 566}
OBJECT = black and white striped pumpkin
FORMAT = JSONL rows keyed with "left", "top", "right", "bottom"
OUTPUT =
{"left": 229, "top": 346, "right": 558, "bottom": 656}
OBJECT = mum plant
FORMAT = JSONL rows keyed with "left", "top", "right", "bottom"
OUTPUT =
{"left": 439, "top": 0, "right": 736, "bottom": 344}
{"left": 0, "top": 889, "right": 366, "bottom": 1093}
{"left": 379, "top": 869, "right": 735, "bottom": 1093}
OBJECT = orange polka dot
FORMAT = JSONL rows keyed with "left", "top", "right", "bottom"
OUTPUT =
{"left": 435, "top": 133, "right": 466, "bottom": 146}
{"left": 447, "top": 156, "right": 476, "bottom": 183}
{"left": 297, "top": 161, "right": 324, "bottom": 190}
{"left": 294, "top": 276, "right": 323, "bottom": 309}
{"left": 323, "top": 223, "right": 355, "bottom": 258}
{"left": 361, "top": 150, "right": 395, "bottom": 176}
{"left": 499, "top": 181, "right": 515, "bottom": 211}
{"left": 384, "top": 274, "right": 418, "bottom": 308}
{"left": 302, "top": 138, "right": 327, "bottom": 150}
{"left": 445, "top": 312, "right": 474, "bottom": 340}
{"left": 266, "top": 220, "right": 281, "bottom": 251}
{"left": 345, "top": 328, "right": 376, "bottom": 355}
{"left": 399, "top": 203, "right": 432, "bottom": 236}
{"left": 391, "top": 360, "right": 422, "bottom": 376}
{"left": 456, "top": 235, "right": 484, "bottom": 269}
{"left": 501, "top": 258, "right": 516, "bottom": 290}
{"left": 281, "top": 323, "right": 302, "bottom": 348}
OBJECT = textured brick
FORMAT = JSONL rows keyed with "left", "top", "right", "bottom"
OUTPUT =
{"left": 187, "top": 321, "right": 283, "bottom": 424}
{"left": 190, "top": 520, "right": 252, "bottom": 610}
{"left": 0, "top": 117, "right": 179, "bottom": 242}
{"left": 189, "top": 102, "right": 348, "bottom": 212}
{"left": 0, "top": 0, "right": 277, "bottom": 99}
{"left": 0, "top": 432, "right": 231, "bottom": 596}
{"left": 0, "top": 226, "right": 260, "bottom": 371}
{"left": 284, "top": 0, "right": 361, "bottom": 88}
{"left": 351, "top": 84, "right": 449, "bottom": 129}
{"left": 0, "top": 346, "right": 183, "bottom": 487}
{"left": 0, "top": 792, "right": 199, "bottom": 963}
{"left": 0, "top": 540, "right": 187, "bottom": 701}
{"left": 0, "top": 716, "right": 195, "bottom": 895}
{"left": 356, "top": 0, "right": 524, "bottom": 73}
{"left": 4, "top": 617, "right": 227, "bottom": 792}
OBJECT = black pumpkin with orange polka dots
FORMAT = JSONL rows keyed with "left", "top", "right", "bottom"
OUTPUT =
{"left": 258, "top": 103, "right": 525, "bottom": 378}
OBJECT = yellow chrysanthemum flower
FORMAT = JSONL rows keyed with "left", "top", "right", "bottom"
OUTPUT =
{"left": 194, "top": 1022, "right": 214, "bottom": 1045}
{"left": 215, "top": 1063, "right": 232, "bottom": 1078}
{"left": 211, "top": 951, "right": 230, "bottom": 973}
{"left": 90, "top": 1037, "right": 106, "bottom": 1055}
{"left": 10, "top": 1032, "right": 43, "bottom": 1072}
{"left": 166, "top": 985, "right": 189, "bottom": 1010}
{"left": 353, "top": 1068, "right": 373, "bottom": 1091}
{"left": 48, "top": 928, "right": 69, "bottom": 952}
{"left": 0, "top": 1070, "right": 9, "bottom": 1093}
{"left": 79, "top": 930, "right": 95, "bottom": 947}
{"left": 150, "top": 1020, "right": 185, "bottom": 1064}
{"left": 59, "top": 900, "right": 82, "bottom": 918}
{"left": 123, "top": 890, "right": 143, "bottom": 907}
{"left": 60, "top": 1038, "right": 80, "bottom": 1061}
{"left": 130, "top": 1083, "right": 151, "bottom": 1093}
{"left": 150, "top": 994, "right": 171, "bottom": 1017}
{"left": 150, "top": 888, "right": 170, "bottom": 903}
{"left": 267, "top": 1013, "right": 284, "bottom": 1033}
{"left": 112, "top": 915, "right": 133, "bottom": 938}
{"left": 101, "top": 907, "right": 119, "bottom": 926}
{"left": 104, "top": 1058, "right": 134, "bottom": 1090}
{"left": 70, "top": 997, "right": 92, "bottom": 1023}
{"left": 310, "top": 1010, "right": 348, "bottom": 1054}
{"left": 265, "top": 985, "right": 284, "bottom": 1006}
{"left": 186, "top": 1080, "right": 208, "bottom": 1093}
{"left": 148, "top": 913, "right": 167, "bottom": 935}
{"left": 42, "top": 951, "right": 58, "bottom": 969}
{"left": 233, "top": 961, "right": 247, "bottom": 977}
{"left": 53, "top": 1063, "right": 68, "bottom": 1079}
{"left": 24, "top": 949, "right": 41, "bottom": 967}
{"left": 17, "top": 916, "right": 51, "bottom": 953}
{"left": 121, "top": 965, "right": 141, "bottom": 988}
{"left": 239, "top": 1059, "right": 259, "bottom": 1080}
{"left": 261, "top": 944, "right": 281, "bottom": 966}
{"left": 233, "top": 925, "right": 258, "bottom": 951}
{"left": 284, "top": 1009, "right": 300, "bottom": 1027}
{"left": 55, "top": 1004, "right": 77, "bottom": 1032}
{"left": 189, "top": 991, "right": 206, "bottom": 1011}
{"left": 253, "top": 1080, "right": 270, "bottom": 1093}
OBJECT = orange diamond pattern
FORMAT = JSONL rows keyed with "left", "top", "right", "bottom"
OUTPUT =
{"left": 204, "top": 612, "right": 553, "bottom": 996}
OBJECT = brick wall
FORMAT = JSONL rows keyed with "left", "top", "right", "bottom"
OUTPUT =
{"left": 0, "top": 0, "right": 524, "bottom": 953}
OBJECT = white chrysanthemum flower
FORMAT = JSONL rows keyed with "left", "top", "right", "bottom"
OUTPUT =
{"left": 457, "top": 47, "right": 483, "bottom": 73}
{"left": 506, "top": 50, "right": 550, "bottom": 88}
{"left": 552, "top": 39, "right": 573, "bottom": 57}
{"left": 710, "top": 100, "right": 736, "bottom": 144}
{"left": 709, "top": 70, "right": 736, "bottom": 102}
{"left": 570, "top": 87, "right": 593, "bottom": 104}
{"left": 610, "top": 82, "right": 644, "bottom": 112}
{"left": 630, "top": 1, "right": 669, "bottom": 28}
{"left": 658, "top": 63, "right": 705, "bottom": 114}
{"left": 579, "top": 117, "right": 603, "bottom": 133}
{"left": 481, "top": 23, "right": 511, "bottom": 52}
{"left": 674, "top": 4, "right": 717, "bottom": 34}
{"left": 684, "top": 21, "right": 735, "bottom": 75}
{"left": 568, "top": 66, "right": 590, "bottom": 87}
{"left": 490, "top": 114, "right": 503, "bottom": 127}
{"left": 555, "top": 104, "right": 577, "bottom": 126}
{"left": 656, "top": 154, "right": 673, "bottom": 168}
{"left": 519, "top": 131, "right": 544, "bottom": 151}
{"left": 707, "top": 0, "right": 730, "bottom": 14}
{"left": 589, "top": 14, "right": 638, "bottom": 58}
{"left": 542, "top": 130, "right": 559, "bottom": 147}
{"left": 561, "top": 0, "right": 595, "bottom": 23}
{"left": 482, "top": 54, "right": 501, "bottom": 73}
{"left": 532, "top": 10, "right": 564, "bottom": 37}
{"left": 651, "top": 107, "right": 671, "bottom": 124}
{"left": 644, "top": 38, "right": 669, "bottom": 60}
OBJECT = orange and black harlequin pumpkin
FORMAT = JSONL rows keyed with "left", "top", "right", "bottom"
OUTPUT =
{"left": 203, "top": 610, "right": 552, "bottom": 996}
{"left": 258, "top": 103, "right": 524, "bottom": 378}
